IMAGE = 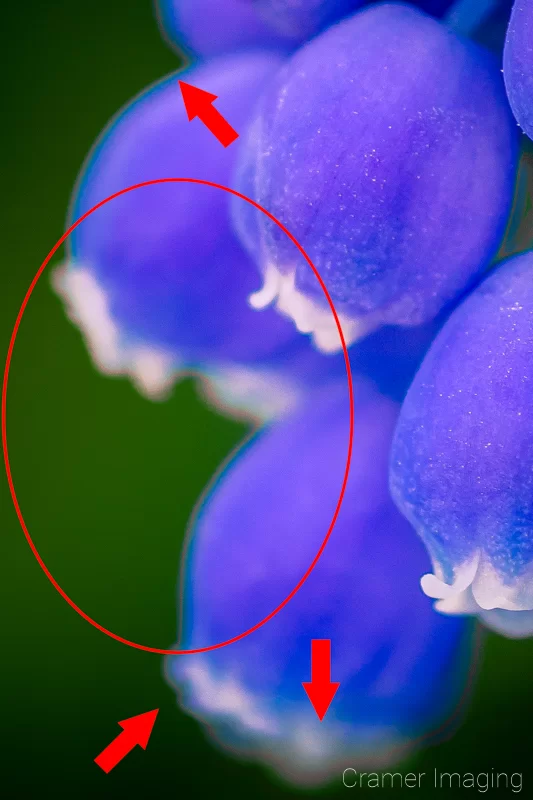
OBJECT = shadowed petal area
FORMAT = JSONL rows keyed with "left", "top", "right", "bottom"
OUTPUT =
{"left": 155, "top": 0, "right": 457, "bottom": 61}
{"left": 155, "top": 0, "right": 304, "bottom": 57}
{"left": 251, "top": 0, "right": 362, "bottom": 38}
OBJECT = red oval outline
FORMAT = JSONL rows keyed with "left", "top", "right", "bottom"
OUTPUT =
{"left": 2, "top": 178, "right": 354, "bottom": 655}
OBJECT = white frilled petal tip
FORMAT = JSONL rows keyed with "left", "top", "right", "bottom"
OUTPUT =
{"left": 168, "top": 658, "right": 411, "bottom": 788}
{"left": 53, "top": 262, "right": 303, "bottom": 422}
{"left": 249, "top": 263, "right": 377, "bottom": 354}
{"left": 421, "top": 553, "right": 533, "bottom": 639}
{"left": 200, "top": 365, "right": 301, "bottom": 423}
{"left": 52, "top": 263, "right": 178, "bottom": 400}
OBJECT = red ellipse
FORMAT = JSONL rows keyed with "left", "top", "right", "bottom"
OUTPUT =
{"left": 2, "top": 178, "right": 354, "bottom": 656}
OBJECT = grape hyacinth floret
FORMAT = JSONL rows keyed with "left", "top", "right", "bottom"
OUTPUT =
{"left": 233, "top": 3, "right": 517, "bottom": 352}
{"left": 168, "top": 383, "right": 473, "bottom": 785}
{"left": 391, "top": 251, "right": 533, "bottom": 638}
{"left": 54, "top": 52, "right": 346, "bottom": 421}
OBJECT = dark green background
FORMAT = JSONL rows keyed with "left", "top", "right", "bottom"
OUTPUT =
{"left": 2, "top": 1, "right": 532, "bottom": 796}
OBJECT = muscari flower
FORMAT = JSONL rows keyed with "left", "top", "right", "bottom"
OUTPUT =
{"left": 53, "top": 51, "right": 350, "bottom": 422}
{"left": 232, "top": 3, "right": 518, "bottom": 353}
{"left": 390, "top": 250, "right": 533, "bottom": 639}
{"left": 167, "top": 381, "right": 473, "bottom": 786}
{"left": 503, "top": 0, "right": 533, "bottom": 139}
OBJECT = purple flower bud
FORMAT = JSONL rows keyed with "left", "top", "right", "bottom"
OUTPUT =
{"left": 155, "top": 0, "right": 303, "bottom": 58}
{"left": 233, "top": 4, "right": 517, "bottom": 353}
{"left": 53, "top": 52, "right": 342, "bottom": 421}
{"left": 503, "top": 0, "right": 533, "bottom": 138}
{"left": 167, "top": 382, "right": 473, "bottom": 785}
{"left": 390, "top": 250, "right": 533, "bottom": 638}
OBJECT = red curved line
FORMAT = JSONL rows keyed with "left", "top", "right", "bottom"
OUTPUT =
{"left": 2, "top": 178, "right": 354, "bottom": 656}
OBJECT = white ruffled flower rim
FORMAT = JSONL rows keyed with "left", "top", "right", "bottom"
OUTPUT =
{"left": 422, "top": 552, "right": 533, "bottom": 638}
{"left": 168, "top": 657, "right": 411, "bottom": 787}
{"left": 249, "top": 263, "right": 376, "bottom": 353}
{"left": 52, "top": 262, "right": 302, "bottom": 422}
{"left": 53, "top": 263, "right": 177, "bottom": 398}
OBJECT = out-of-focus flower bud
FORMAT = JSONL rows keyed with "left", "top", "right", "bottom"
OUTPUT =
{"left": 168, "top": 382, "right": 474, "bottom": 785}
{"left": 54, "top": 52, "right": 340, "bottom": 421}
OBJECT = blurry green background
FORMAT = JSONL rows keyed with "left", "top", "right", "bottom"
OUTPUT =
{"left": 2, "top": 1, "right": 533, "bottom": 796}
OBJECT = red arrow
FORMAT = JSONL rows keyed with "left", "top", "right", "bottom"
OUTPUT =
{"left": 94, "top": 709, "right": 159, "bottom": 773}
{"left": 302, "top": 639, "right": 340, "bottom": 721}
{"left": 178, "top": 81, "right": 239, "bottom": 148}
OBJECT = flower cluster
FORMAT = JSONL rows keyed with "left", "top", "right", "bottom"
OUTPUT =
{"left": 56, "top": 0, "right": 532, "bottom": 787}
